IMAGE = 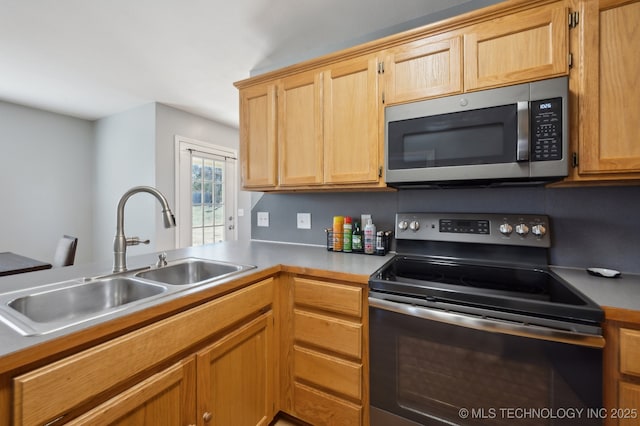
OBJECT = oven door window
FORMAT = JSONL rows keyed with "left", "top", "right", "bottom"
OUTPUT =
{"left": 370, "top": 306, "right": 602, "bottom": 426}
{"left": 387, "top": 104, "right": 518, "bottom": 170}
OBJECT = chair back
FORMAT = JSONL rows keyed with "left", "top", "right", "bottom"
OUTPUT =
{"left": 53, "top": 235, "right": 78, "bottom": 267}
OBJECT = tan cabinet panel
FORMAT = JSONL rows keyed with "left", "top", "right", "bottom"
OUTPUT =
{"left": 66, "top": 358, "right": 196, "bottom": 426}
{"left": 384, "top": 34, "right": 462, "bottom": 104}
{"left": 198, "top": 312, "right": 275, "bottom": 426}
{"left": 577, "top": 0, "right": 640, "bottom": 176}
{"left": 293, "top": 382, "right": 361, "bottom": 426}
{"left": 464, "top": 3, "right": 568, "bottom": 90}
{"left": 294, "top": 309, "right": 362, "bottom": 359}
{"left": 620, "top": 327, "right": 640, "bottom": 377}
{"left": 293, "top": 346, "right": 362, "bottom": 401}
{"left": 240, "top": 83, "right": 278, "bottom": 189}
{"left": 278, "top": 71, "right": 324, "bottom": 186}
{"left": 293, "top": 277, "right": 362, "bottom": 318}
{"left": 323, "top": 55, "right": 380, "bottom": 184}
{"left": 618, "top": 382, "right": 640, "bottom": 426}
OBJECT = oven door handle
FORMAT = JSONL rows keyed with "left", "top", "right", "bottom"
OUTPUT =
{"left": 369, "top": 297, "right": 605, "bottom": 349}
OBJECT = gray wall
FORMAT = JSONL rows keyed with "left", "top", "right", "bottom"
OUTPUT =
{"left": 93, "top": 103, "right": 157, "bottom": 263}
{"left": 251, "top": 185, "right": 640, "bottom": 273}
{"left": 0, "top": 101, "right": 94, "bottom": 264}
{"left": 155, "top": 104, "right": 251, "bottom": 244}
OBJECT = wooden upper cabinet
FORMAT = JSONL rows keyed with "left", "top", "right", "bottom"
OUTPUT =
{"left": 464, "top": 2, "right": 569, "bottom": 91}
{"left": 323, "top": 55, "right": 380, "bottom": 184}
{"left": 576, "top": 0, "right": 640, "bottom": 176}
{"left": 383, "top": 34, "right": 463, "bottom": 104}
{"left": 240, "top": 83, "right": 277, "bottom": 189}
{"left": 278, "top": 70, "right": 324, "bottom": 186}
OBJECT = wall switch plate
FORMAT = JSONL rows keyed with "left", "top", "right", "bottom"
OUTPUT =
{"left": 297, "top": 213, "right": 311, "bottom": 229}
{"left": 237, "top": 208, "right": 244, "bottom": 217}
{"left": 257, "top": 211, "right": 269, "bottom": 227}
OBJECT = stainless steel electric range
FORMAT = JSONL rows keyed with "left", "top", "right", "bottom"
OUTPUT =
{"left": 369, "top": 213, "right": 604, "bottom": 426}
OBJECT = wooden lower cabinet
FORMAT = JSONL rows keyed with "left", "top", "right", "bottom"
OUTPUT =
{"left": 281, "top": 275, "right": 367, "bottom": 426}
{"left": 604, "top": 309, "right": 640, "bottom": 426}
{"left": 197, "top": 312, "right": 275, "bottom": 426}
{"left": 66, "top": 358, "right": 197, "bottom": 426}
{"left": 12, "top": 278, "right": 275, "bottom": 426}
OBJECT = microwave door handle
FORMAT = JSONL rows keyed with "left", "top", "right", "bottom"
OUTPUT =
{"left": 516, "top": 101, "right": 530, "bottom": 161}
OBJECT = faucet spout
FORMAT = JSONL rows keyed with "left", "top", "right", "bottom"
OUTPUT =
{"left": 113, "top": 186, "right": 176, "bottom": 273}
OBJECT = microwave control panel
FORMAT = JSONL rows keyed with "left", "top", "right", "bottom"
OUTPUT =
{"left": 531, "top": 97, "right": 562, "bottom": 162}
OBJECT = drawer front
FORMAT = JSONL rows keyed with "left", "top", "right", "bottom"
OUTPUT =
{"left": 620, "top": 328, "right": 640, "bottom": 376}
{"left": 293, "top": 382, "right": 362, "bottom": 426}
{"left": 293, "top": 277, "right": 362, "bottom": 318}
{"left": 294, "top": 309, "right": 362, "bottom": 359}
{"left": 293, "top": 346, "right": 362, "bottom": 401}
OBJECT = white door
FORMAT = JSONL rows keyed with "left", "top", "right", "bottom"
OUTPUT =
{"left": 175, "top": 136, "right": 237, "bottom": 248}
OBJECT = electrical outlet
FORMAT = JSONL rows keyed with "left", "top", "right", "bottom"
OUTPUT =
{"left": 297, "top": 213, "right": 311, "bottom": 229}
{"left": 361, "top": 214, "right": 372, "bottom": 226}
{"left": 257, "top": 211, "right": 269, "bottom": 227}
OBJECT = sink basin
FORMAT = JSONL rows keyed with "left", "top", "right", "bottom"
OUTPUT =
{"left": 136, "top": 258, "right": 255, "bottom": 286}
{"left": 8, "top": 277, "right": 167, "bottom": 323}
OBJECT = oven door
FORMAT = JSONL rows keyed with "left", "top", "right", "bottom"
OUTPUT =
{"left": 369, "top": 297, "right": 604, "bottom": 426}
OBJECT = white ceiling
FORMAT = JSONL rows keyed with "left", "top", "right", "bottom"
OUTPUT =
{"left": 0, "top": 0, "right": 495, "bottom": 128}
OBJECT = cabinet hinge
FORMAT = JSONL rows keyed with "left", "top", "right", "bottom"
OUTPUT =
{"left": 378, "top": 166, "right": 383, "bottom": 178}
{"left": 381, "top": 91, "right": 385, "bottom": 104}
{"left": 377, "top": 61, "right": 385, "bottom": 74}
{"left": 572, "top": 152, "right": 579, "bottom": 168}
{"left": 568, "top": 53, "right": 573, "bottom": 69}
{"left": 569, "top": 11, "right": 579, "bottom": 28}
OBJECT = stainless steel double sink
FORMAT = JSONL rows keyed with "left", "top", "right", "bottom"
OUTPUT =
{"left": 0, "top": 258, "right": 256, "bottom": 336}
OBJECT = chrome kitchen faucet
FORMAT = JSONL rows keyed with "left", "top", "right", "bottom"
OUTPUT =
{"left": 113, "top": 186, "right": 176, "bottom": 273}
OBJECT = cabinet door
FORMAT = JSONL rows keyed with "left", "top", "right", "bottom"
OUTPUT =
{"left": 278, "top": 70, "right": 324, "bottom": 186}
{"left": 240, "top": 83, "right": 277, "bottom": 189}
{"left": 66, "top": 358, "right": 196, "bottom": 426}
{"left": 384, "top": 34, "right": 462, "bottom": 104}
{"left": 577, "top": 0, "right": 640, "bottom": 176}
{"left": 323, "top": 55, "right": 380, "bottom": 184}
{"left": 464, "top": 3, "right": 569, "bottom": 90}
{"left": 619, "top": 382, "right": 640, "bottom": 426}
{"left": 197, "top": 312, "right": 274, "bottom": 426}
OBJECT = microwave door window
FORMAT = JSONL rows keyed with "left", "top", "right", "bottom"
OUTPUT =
{"left": 388, "top": 104, "right": 518, "bottom": 170}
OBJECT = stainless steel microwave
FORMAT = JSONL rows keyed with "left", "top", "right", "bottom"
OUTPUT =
{"left": 384, "top": 77, "right": 568, "bottom": 187}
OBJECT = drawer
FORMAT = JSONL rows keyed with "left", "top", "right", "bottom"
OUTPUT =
{"left": 293, "top": 277, "right": 362, "bottom": 318}
{"left": 293, "top": 382, "right": 361, "bottom": 426}
{"left": 293, "top": 346, "right": 362, "bottom": 401}
{"left": 294, "top": 309, "right": 362, "bottom": 359}
{"left": 620, "top": 328, "right": 640, "bottom": 376}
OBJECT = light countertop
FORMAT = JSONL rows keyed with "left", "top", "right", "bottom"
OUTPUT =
{"left": 0, "top": 239, "right": 638, "bottom": 371}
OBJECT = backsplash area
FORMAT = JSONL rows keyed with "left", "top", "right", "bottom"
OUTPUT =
{"left": 251, "top": 185, "right": 640, "bottom": 274}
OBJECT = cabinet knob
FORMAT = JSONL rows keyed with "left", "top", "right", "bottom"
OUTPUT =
{"left": 202, "top": 412, "right": 213, "bottom": 422}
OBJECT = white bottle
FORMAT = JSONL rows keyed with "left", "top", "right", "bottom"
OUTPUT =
{"left": 364, "top": 219, "right": 376, "bottom": 254}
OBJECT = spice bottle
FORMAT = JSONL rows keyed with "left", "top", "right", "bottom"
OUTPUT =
{"left": 352, "top": 221, "right": 363, "bottom": 251}
{"left": 364, "top": 219, "right": 376, "bottom": 254}
{"left": 343, "top": 216, "right": 353, "bottom": 252}
{"left": 332, "top": 216, "right": 344, "bottom": 252}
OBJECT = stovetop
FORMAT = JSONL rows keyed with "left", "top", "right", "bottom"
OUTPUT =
{"left": 369, "top": 213, "right": 604, "bottom": 330}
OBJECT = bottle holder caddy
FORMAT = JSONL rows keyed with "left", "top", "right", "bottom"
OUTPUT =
{"left": 324, "top": 229, "right": 392, "bottom": 255}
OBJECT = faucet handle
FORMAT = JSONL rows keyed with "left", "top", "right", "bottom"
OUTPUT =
{"left": 126, "top": 237, "right": 150, "bottom": 246}
{"left": 156, "top": 252, "right": 168, "bottom": 267}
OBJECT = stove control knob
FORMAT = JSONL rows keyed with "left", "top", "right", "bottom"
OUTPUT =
{"left": 398, "top": 220, "right": 408, "bottom": 231}
{"left": 515, "top": 223, "right": 530, "bottom": 236}
{"left": 531, "top": 224, "right": 547, "bottom": 237}
{"left": 409, "top": 221, "right": 420, "bottom": 232}
{"left": 499, "top": 223, "right": 513, "bottom": 236}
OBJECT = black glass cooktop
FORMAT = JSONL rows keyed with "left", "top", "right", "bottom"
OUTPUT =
{"left": 370, "top": 256, "right": 604, "bottom": 325}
